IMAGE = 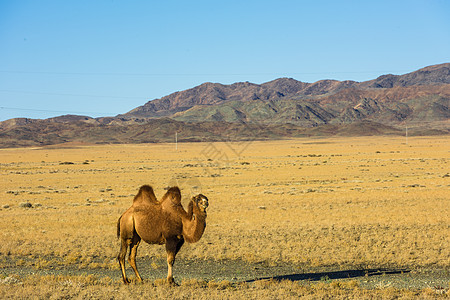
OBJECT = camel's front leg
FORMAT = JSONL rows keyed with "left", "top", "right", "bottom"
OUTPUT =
{"left": 165, "top": 237, "right": 184, "bottom": 284}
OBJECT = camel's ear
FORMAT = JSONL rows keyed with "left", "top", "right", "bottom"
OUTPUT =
{"left": 192, "top": 195, "right": 200, "bottom": 205}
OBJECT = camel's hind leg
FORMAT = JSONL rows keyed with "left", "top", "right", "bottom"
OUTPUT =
{"left": 117, "top": 212, "right": 136, "bottom": 284}
{"left": 118, "top": 237, "right": 131, "bottom": 284}
{"left": 128, "top": 234, "right": 142, "bottom": 282}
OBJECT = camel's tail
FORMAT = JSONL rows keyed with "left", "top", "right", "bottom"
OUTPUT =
{"left": 117, "top": 216, "right": 122, "bottom": 239}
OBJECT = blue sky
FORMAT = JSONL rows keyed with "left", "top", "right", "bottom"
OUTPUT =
{"left": 0, "top": 0, "right": 449, "bottom": 121}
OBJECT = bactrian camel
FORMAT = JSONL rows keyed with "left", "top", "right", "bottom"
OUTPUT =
{"left": 117, "top": 185, "right": 209, "bottom": 284}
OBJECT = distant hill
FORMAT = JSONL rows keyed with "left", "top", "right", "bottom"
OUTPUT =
{"left": 0, "top": 63, "right": 449, "bottom": 148}
{"left": 121, "top": 63, "right": 450, "bottom": 126}
{"left": 1, "top": 117, "right": 417, "bottom": 148}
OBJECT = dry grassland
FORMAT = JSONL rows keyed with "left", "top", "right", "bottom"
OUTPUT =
{"left": 0, "top": 136, "right": 449, "bottom": 298}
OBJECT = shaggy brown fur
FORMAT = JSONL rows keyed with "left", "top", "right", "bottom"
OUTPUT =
{"left": 117, "top": 185, "right": 208, "bottom": 284}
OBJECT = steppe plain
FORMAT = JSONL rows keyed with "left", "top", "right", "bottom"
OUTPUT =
{"left": 0, "top": 136, "right": 449, "bottom": 298}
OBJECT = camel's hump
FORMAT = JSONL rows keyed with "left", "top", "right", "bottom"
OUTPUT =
{"left": 133, "top": 185, "right": 158, "bottom": 204}
{"left": 166, "top": 186, "right": 181, "bottom": 196}
{"left": 161, "top": 186, "right": 182, "bottom": 205}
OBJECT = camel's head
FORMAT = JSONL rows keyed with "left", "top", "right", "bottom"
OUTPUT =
{"left": 192, "top": 194, "right": 209, "bottom": 214}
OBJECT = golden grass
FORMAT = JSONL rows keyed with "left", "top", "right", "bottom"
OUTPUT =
{"left": 0, "top": 274, "right": 447, "bottom": 299}
{"left": 1, "top": 136, "right": 449, "bottom": 297}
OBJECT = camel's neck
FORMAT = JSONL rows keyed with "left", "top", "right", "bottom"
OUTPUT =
{"left": 182, "top": 200, "right": 207, "bottom": 243}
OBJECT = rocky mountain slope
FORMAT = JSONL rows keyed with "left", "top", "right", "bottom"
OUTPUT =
{"left": 121, "top": 63, "right": 450, "bottom": 127}
{"left": 1, "top": 63, "right": 449, "bottom": 148}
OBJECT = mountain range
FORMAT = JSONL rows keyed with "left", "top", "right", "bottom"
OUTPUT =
{"left": 1, "top": 63, "right": 449, "bottom": 148}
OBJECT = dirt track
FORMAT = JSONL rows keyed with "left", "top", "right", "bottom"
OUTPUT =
{"left": 1, "top": 258, "right": 449, "bottom": 291}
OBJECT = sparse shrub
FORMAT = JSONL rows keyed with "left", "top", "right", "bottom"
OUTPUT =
{"left": 181, "top": 278, "right": 207, "bottom": 288}
{"left": 253, "top": 278, "right": 276, "bottom": 289}
{"left": 64, "top": 253, "right": 81, "bottom": 265}
{"left": 88, "top": 262, "right": 100, "bottom": 268}
{"left": 83, "top": 274, "right": 99, "bottom": 285}
{"left": 34, "top": 257, "right": 52, "bottom": 269}
{"left": 343, "top": 280, "right": 360, "bottom": 289}
{"left": 19, "top": 202, "right": 32, "bottom": 208}
{"left": 153, "top": 278, "right": 169, "bottom": 286}
{"left": 331, "top": 281, "right": 342, "bottom": 289}
{"left": 208, "top": 280, "right": 233, "bottom": 290}
{"left": 151, "top": 261, "right": 159, "bottom": 270}
{"left": 331, "top": 280, "right": 360, "bottom": 289}
{"left": 15, "top": 259, "right": 26, "bottom": 266}
{"left": 0, "top": 275, "right": 21, "bottom": 285}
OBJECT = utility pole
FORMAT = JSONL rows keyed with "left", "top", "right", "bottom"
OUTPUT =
{"left": 405, "top": 125, "right": 408, "bottom": 145}
{"left": 175, "top": 132, "right": 178, "bottom": 150}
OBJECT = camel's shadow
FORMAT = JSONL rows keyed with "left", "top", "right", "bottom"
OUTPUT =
{"left": 246, "top": 268, "right": 410, "bottom": 283}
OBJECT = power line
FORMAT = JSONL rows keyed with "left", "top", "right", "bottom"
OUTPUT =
{"left": 0, "top": 69, "right": 412, "bottom": 77}
{"left": 0, "top": 106, "right": 116, "bottom": 116}
{"left": 0, "top": 67, "right": 413, "bottom": 101}
{"left": 0, "top": 89, "right": 147, "bottom": 100}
